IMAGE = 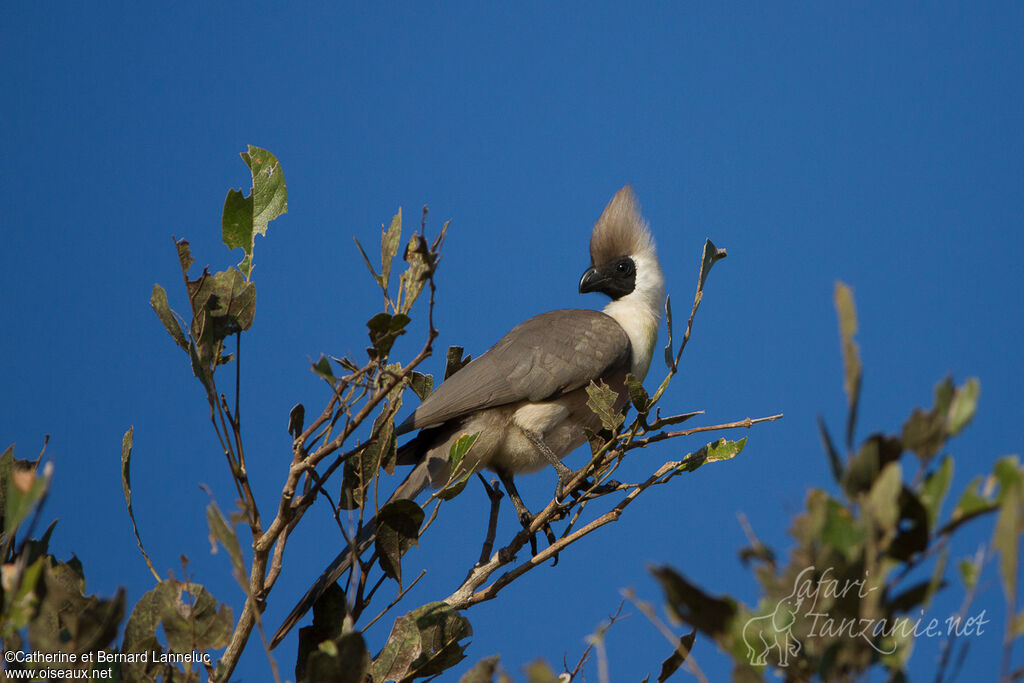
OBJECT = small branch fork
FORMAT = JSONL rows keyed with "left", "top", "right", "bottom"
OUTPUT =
{"left": 445, "top": 412, "right": 782, "bottom": 611}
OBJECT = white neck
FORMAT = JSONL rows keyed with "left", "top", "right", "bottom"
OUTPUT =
{"left": 601, "top": 250, "right": 664, "bottom": 381}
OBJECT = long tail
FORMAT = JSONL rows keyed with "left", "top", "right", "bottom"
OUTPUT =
{"left": 269, "top": 455, "right": 433, "bottom": 649}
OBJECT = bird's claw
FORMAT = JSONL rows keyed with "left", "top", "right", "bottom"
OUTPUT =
{"left": 517, "top": 509, "right": 558, "bottom": 563}
{"left": 556, "top": 468, "right": 620, "bottom": 501}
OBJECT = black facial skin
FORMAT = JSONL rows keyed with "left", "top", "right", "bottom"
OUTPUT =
{"left": 578, "top": 256, "right": 637, "bottom": 300}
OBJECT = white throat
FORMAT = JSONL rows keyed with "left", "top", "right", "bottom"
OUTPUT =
{"left": 601, "top": 250, "right": 664, "bottom": 381}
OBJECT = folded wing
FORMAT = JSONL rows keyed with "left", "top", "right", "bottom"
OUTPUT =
{"left": 396, "top": 309, "right": 631, "bottom": 435}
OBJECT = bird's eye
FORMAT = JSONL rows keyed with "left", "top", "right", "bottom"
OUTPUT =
{"left": 616, "top": 260, "right": 631, "bottom": 273}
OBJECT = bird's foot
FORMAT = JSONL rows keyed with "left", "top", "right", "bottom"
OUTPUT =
{"left": 570, "top": 478, "right": 623, "bottom": 498}
{"left": 555, "top": 468, "right": 620, "bottom": 501}
{"left": 517, "top": 509, "right": 558, "bottom": 562}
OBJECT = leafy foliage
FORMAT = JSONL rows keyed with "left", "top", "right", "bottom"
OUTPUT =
{"left": 646, "top": 283, "right": 1023, "bottom": 682}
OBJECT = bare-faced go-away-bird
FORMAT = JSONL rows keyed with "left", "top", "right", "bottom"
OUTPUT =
{"left": 270, "top": 185, "right": 665, "bottom": 649}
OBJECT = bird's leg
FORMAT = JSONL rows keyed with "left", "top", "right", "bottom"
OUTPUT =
{"left": 518, "top": 427, "right": 586, "bottom": 501}
{"left": 496, "top": 470, "right": 557, "bottom": 557}
{"left": 519, "top": 427, "right": 622, "bottom": 500}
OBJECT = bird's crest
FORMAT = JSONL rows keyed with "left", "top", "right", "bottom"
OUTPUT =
{"left": 589, "top": 185, "right": 655, "bottom": 265}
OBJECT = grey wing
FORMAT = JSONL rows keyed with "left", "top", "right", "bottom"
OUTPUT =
{"left": 396, "top": 309, "right": 631, "bottom": 434}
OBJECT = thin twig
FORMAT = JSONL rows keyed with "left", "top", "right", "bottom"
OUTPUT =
{"left": 568, "top": 602, "right": 627, "bottom": 681}
{"left": 362, "top": 569, "right": 428, "bottom": 632}
{"left": 477, "top": 476, "right": 504, "bottom": 565}
{"left": 625, "top": 414, "right": 783, "bottom": 451}
{"left": 935, "top": 545, "right": 986, "bottom": 683}
{"left": 622, "top": 588, "right": 709, "bottom": 683}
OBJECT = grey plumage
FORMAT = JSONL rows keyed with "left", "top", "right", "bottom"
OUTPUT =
{"left": 397, "top": 309, "right": 630, "bottom": 434}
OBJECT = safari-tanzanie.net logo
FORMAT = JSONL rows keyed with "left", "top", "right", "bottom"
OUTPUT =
{"left": 742, "top": 565, "right": 989, "bottom": 667}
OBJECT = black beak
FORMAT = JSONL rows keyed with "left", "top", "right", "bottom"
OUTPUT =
{"left": 579, "top": 266, "right": 603, "bottom": 294}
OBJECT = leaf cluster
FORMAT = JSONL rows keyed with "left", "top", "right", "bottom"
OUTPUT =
{"left": 0, "top": 443, "right": 237, "bottom": 682}
{"left": 646, "top": 283, "right": 1024, "bottom": 683}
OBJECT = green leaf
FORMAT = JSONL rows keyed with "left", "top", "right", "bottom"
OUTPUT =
{"left": 304, "top": 632, "right": 370, "bottom": 683}
{"left": 674, "top": 438, "right": 746, "bottom": 474}
{"left": 311, "top": 354, "right": 338, "bottom": 385}
{"left": 705, "top": 437, "right": 746, "bottom": 463}
{"left": 992, "top": 455, "right": 1023, "bottom": 500}
{"left": 371, "top": 607, "right": 421, "bottom": 682}
{"left": 1013, "top": 609, "right": 1024, "bottom": 638}
{"left": 461, "top": 655, "right": 501, "bottom": 683}
{"left": 380, "top": 209, "right": 402, "bottom": 292}
{"left": 410, "top": 371, "right": 434, "bottom": 401}
{"left": 296, "top": 583, "right": 350, "bottom": 682}
{"left": 842, "top": 435, "right": 902, "bottom": 498}
{"left": 366, "top": 312, "right": 410, "bottom": 359}
{"left": 375, "top": 499, "right": 426, "bottom": 584}
{"left": 126, "top": 580, "right": 232, "bottom": 671}
{"left": 1, "top": 556, "right": 45, "bottom": 636}
{"left": 122, "top": 583, "right": 175, "bottom": 681}
{"left": 438, "top": 433, "right": 480, "bottom": 500}
{"left": 447, "top": 433, "right": 479, "bottom": 480}
{"left": 650, "top": 565, "right": 737, "bottom": 636}
{"left": 398, "top": 234, "right": 430, "bottom": 315}
{"left": 189, "top": 267, "right": 257, "bottom": 340}
{"left": 663, "top": 295, "right": 674, "bottom": 371}
{"left": 890, "top": 486, "right": 930, "bottom": 561}
{"left": 223, "top": 145, "right": 288, "bottom": 279}
{"left": 162, "top": 582, "right": 233, "bottom": 653}
{"left": 401, "top": 220, "right": 447, "bottom": 314}
{"left": 586, "top": 380, "right": 624, "bottom": 432}
{"left": 992, "top": 478, "right": 1021, "bottom": 603}
{"left": 4, "top": 460, "right": 49, "bottom": 538}
{"left": 658, "top": 628, "right": 696, "bottom": 683}
{"left": 952, "top": 477, "right": 996, "bottom": 521}
{"left": 866, "top": 462, "right": 903, "bottom": 532}
{"left": 372, "top": 602, "right": 472, "bottom": 681}
{"left": 947, "top": 377, "right": 980, "bottom": 435}
{"left": 183, "top": 267, "right": 257, "bottom": 378}
{"left": 958, "top": 557, "right": 980, "bottom": 590}
{"left": 524, "top": 660, "right": 559, "bottom": 683}
{"left": 924, "top": 548, "right": 949, "bottom": 608}
{"left": 28, "top": 558, "right": 125, "bottom": 658}
{"left": 127, "top": 581, "right": 231, "bottom": 681}
{"left": 817, "top": 415, "right": 844, "bottom": 484}
{"left": 834, "top": 281, "right": 861, "bottom": 448}
{"left": 176, "top": 238, "right": 194, "bottom": 274}
{"left": 289, "top": 403, "right": 306, "bottom": 438}
{"left": 353, "top": 236, "right": 384, "bottom": 289}
{"left": 919, "top": 455, "right": 954, "bottom": 528}
{"left": 902, "top": 407, "right": 945, "bottom": 462}
{"left": 407, "top": 602, "right": 473, "bottom": 678}
{"left": 822, "top": 497, "right": 867, "bottom": 560}
{"left": 222, "top": 188, "right": 253, "bottom": 274}
{"left": 625, "top": 373, "right": 651, "bottom": 414}
{"left": 382, "top": 361, "right": 407, "bottom": 406}
{"left": 121, "top": 427, "right": 159, "bottom": 581}
{"left": 365, "top": 408, "right": 398, "bottom": 477}
{"left": 903, "top": 377, "right": 981, "bottom": 463}
{"left": 150, "top": 284, "right": 188, "bottom": 350}
{"left": 444, "top": 346, "right": 471, "bottom": 379}
{"left": 206, "top": 499, "right": 246, "bottom": 590}
{"left": 339, "top": 437, "right": 377, "bottom": 510}
{"left": 697, "top": 238, "right": 728, "bottom": 292}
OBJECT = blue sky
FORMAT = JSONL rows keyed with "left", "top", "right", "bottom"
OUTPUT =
{"left": 2, "top": 3, "right": 1022, "bottom": 681}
